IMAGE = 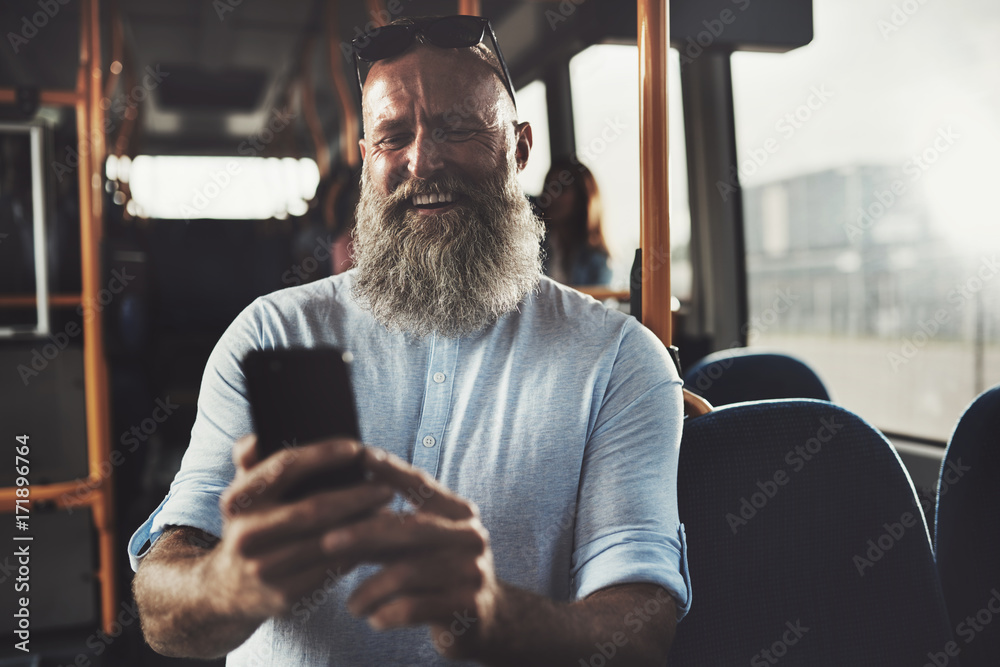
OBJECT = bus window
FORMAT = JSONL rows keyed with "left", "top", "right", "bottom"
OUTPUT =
{"left": 515, "top": 79, "right": 552, "bottom": 196}
{"left": 125, "top": 156, "right": 319, "bottom": 220}
{"left": 569, "top": 45, "right": 691, "bottom": 296}
{"left": 732, "top": 0, "right": 1000, "bottom": 440}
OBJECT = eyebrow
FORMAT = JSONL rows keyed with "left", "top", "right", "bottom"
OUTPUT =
{"left": 370, "top": 117, "right": 411, "bottom": 137}
{"left": 371, "top": 111, "right": 488, "bottom": 136}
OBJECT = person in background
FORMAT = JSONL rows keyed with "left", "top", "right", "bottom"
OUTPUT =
{"left": 539, "top": 158, "right": 612, "bottom": 286}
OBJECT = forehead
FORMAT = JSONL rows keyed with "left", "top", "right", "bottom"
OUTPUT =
{"left": 362, "top": 47, "right": 506, "bottom": 128}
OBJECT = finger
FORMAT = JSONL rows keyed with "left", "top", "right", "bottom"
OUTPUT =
{"left": 236, "top": 483, "right": 396, "bottom": 556}
{"left": 247, "top": 533, "right": 360, "bottom": 583}
{"left": 367, "top": 592, "right": 478, "bottom": 631}
{"left": 363, "top": 448, "right": 475, "bottom": 520}
{"left": 347, "top": 555, "right": 485, "bottom": 617}
{"left": 224, "top": 438, "right": 363, "bottom": 513}
{"left": 233, "top": 434, "right": 259, "bottom": 472}
{"left": 256, "top": 561, "right": 352, "bottom": 615}
{"left": 321, "top": 512, "right": 487, "bottom": 562}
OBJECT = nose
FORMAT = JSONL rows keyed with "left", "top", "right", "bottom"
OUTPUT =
{"left": 407, "top": 128, "right": 445, "bottom": 180}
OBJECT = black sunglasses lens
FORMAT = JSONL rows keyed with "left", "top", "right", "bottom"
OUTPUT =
{"left": 424, "top": 16, "right": 485, "bottom": 47}
{"left": 355, "top": 25, "right": 414, "bottom": 62}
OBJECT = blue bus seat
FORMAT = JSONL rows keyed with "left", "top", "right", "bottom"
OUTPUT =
{"left": 669, "top": 399, "right": 955, "bottom": 665}
{"left": 683, "top": 349, "right": 831, "bottom": 407}
{"left": 935, "top": 385, "right": 1000, "bottom": 667}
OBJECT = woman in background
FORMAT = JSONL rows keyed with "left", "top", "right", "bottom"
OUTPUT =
{"left": 539, "top": 158, "right": 612, "bottom": 286}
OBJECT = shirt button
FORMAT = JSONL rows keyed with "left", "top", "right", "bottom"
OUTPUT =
{"left": 433, "top": 372, "right": 446, "bottom": 383}
{"left": 422, "top": 435, "right": 436, "bottom": 448}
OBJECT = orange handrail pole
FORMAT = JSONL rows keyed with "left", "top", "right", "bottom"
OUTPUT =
{"left": 638, "top": 0, "right": 672, "bottom": 347}
{"left": 459, "top": 0, "right": 481, "bottom": 15}
{"left": 573, "top": 287, "right": 631, "bottom": 302}
{"left": 683, "top": 389, "right": 713, "bottom": 417}
{"left": 301, "top": 37, "right": 331, "bottom": 180}
{"left": 0, "top": 89, "right": 81, "bottom": 106}
{"left": 78, "top": 0, "right": 118, "bottom": 634}
{"left": 326, "top": 1, "right": 361, "bottom": 168}
{"left": 0, "top": 479, "right": 105, "bottom": 509}
{"left": 103, "top": 0, "right": 124, "bottom": 101}
{"left": 0, "top": 294, "right": 83, "bottom": 308}
{"left": 365, "top": 0, "right": 388, "bottom": 24}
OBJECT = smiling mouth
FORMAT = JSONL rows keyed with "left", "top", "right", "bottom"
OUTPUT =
{"left": 411, "top": 192, "right": 457, "bottom": 211}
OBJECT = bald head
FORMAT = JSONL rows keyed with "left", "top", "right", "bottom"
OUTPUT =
{"left": 357, "top": 42, "right": 532, "bottom": 194}
{"left": 361, "top": 44, "right": 517, "bottom": 135}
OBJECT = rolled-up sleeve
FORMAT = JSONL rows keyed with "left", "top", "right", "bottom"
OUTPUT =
{"left": 570, "top": 321, "right": 692, "bottom": 619}
{"left": 127, "top": 477, "right": 230, "bottom": 570}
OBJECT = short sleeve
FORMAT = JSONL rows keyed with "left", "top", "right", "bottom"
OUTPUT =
{"left": 127, "top": 299, "right": 265, "bottom": 571}
{"left": 570, "top": 319, "right": 692, "bottom": 619}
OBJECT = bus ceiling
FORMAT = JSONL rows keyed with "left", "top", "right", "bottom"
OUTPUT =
{"left": 1, "top": 0, "right": 811, "bottom": 158}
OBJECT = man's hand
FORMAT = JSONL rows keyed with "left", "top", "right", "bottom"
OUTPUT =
{"left": 211, "top": 435, "right": 397, "bottom": 619}
{"left": 322, "top": 448, "right": 501, "bottom": 658}
{"left": 134, "top": 435, "right": 396, "bottom": 658}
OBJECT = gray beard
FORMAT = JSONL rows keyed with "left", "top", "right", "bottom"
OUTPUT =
{"left": 351, "top": 155, "right": 544, "bottom": 338}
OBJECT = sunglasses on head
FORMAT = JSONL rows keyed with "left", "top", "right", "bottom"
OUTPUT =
{"left": 352, "top": 15, "right": 517, "bottom": 110}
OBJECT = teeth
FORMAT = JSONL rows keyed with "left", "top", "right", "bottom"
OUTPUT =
{"left": 412, "top": 192, "right": 454, "bottom": 206}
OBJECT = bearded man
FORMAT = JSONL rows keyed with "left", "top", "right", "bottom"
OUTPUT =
{"left": 130, "top": 15, "right": 690, "bottom": 666}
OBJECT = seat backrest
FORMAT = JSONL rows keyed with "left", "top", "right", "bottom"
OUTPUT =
{"left": 670, "top": 399, "right": 955, "bottom": 665}
{"left": 935, "top": 385, "right": 1000, "bottom": 667}
{"left": 683, "top": 349, "right": 831, "bottom": 406}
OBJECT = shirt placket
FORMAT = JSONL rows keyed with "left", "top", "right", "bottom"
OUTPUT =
{"left": 411, "top": 334, "right": 459, "bottom": 479}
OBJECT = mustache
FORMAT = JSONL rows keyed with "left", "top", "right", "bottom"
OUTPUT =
{"left": 379, "top": 174, "right": 480, "bottom": 210}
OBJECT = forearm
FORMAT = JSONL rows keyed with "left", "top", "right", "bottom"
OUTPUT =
{"left": 470, "top": 582, "right": 676, "bottom": 667}
{"left": 133, "top": 527, "right": 264, "bottom": 659}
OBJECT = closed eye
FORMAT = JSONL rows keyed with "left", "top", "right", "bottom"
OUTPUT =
{"left": 445, "top": 129, "right": 477, "bottom": 141}
{"left": 377, "top": 134, "right": 411, "bottom": 149}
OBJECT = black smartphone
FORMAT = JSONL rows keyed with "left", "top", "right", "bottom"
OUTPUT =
{"left": 242, "top": 347, "right": 365, "bottom": 499}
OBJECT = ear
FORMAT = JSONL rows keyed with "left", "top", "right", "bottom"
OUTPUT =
{"left": 514, "top": 121, "right": 532, "bottom": 172}
{"left": 359, "top": 138, "right": 368, "bottom": 162}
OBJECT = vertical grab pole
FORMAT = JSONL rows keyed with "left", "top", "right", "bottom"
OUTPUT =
{"left": 79, "top": 0, "right": 117, "bottom": 633}
{"left": 459, "top": 0, "right": 481, "bottom": 15}
{"left": 365, "top": 0, "right": 388, "bottom": 25}
{"left": 328, "top": 0, "right": 362, "bottom": 169}
{"left": 638, "top": 0, "right": 672, "bottom": 346}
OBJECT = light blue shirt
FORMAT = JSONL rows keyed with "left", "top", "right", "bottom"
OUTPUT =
{"left": 128, "top": 271, "right": 691, "bottom": 666}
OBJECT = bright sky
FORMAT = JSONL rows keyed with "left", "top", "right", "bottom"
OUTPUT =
{"left": 515, "top": 80, "right": 552, "bottom": 196}
{"left": 731, "top": 0, "right": 1000, "bottom": 255}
